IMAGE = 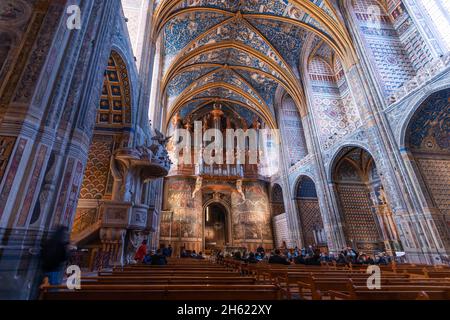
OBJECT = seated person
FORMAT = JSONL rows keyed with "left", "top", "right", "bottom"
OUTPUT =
{"left": 233, "top": 251, "right": 242, "bottom": 261}
{"left": 143, "top": 253, "right": 152, "bottom": 264}
{"left": 294, "top": 254, "right": 306, "bottom": 265}
{"left": 305, "top": 249, "right": 321, "bottom": 265}
{"left": 151, "top": 249, "right": 167, "bottom": 265}
{"left": 246, "top": 252, "right": 258, "bottom": 264}
{"left": 196, "top": 251, "right": 205, "bottom": 259}
{"left": 162, "top": 246, "right": 170, "bottom": 257}
{"left": 134, "top": 240, "right": 147, "bottom": 263}
{"left": 268, "top": 249, "right": 290, "bottom": 265}
{"left": 180, "top": 249, "right": 188, "bottom": 258}
{"left": 256, "top": 245, "right": 265, "bottom": 257}
{"left": 191, "top": 250, "right": 198, "bottom": 258}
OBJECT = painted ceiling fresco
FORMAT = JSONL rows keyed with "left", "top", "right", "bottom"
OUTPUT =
{"left": 157, "top": 0, "right": 343, "bottom": 126}
{"left": 407, "top": 88, "right": 450, "bottom": 152}
{"left": 179, "top": 101, "right": 265, "bottom": 128}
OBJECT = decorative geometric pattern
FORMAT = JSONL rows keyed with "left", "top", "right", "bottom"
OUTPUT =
{"left": 386, "top": 0, "right": 433, "bottom": 71}
{"left": 180, "top": 68, "right": 266, "bottom": 108}
{"left": 180, "top": 18, "right": 288, "bottom": 71}
{"left": 248, "top": 18, "right": 308, "bottom": 69}
{"left": 309, "top": 56, "right": 361, "bottom": 149}
{"left": 417, "top": 158, "right": 450, "bottom": 219}
{"left": 333, "top": 148, "right": 385, "bottom": 248}
{"left": 71, "top": 208, "right": 99, "bottom": 236}
{"left": 273, "top": 213, "right": 289, "bottom": 248}
{"left": 160, "top": 0, "right": 343, "bottom": 128}
{"left": 167, "top": 67, "right": 219, "bottom": 97}
{"left": 296, "top": 177, "right": 325, "bottom": 246}
{"left": 336, "top": 183, "right": 381, "bottom": 244}
{"left": 297, "top": 199, "right": 324, "bottom": 246}
{"left": 280, "top": 95, "right": 308, "bottom": 166}
{"left": 79, "top": 136, "right": 114, "bottom": 199}
{"left": 406, "top": 89, "right": 450, "bottom": 245}
{"left": 297, "top": 176, "right": 318, "bottom": 198}
{"left": 352, "top": 0, "right": 416, "bottom": 95}
{"left": 97, "top": 51, "right": 131, "bottom": 126}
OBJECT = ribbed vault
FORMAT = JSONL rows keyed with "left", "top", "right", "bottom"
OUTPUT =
{"left": 154, "top": 0, "right": 357, "bottom": 129}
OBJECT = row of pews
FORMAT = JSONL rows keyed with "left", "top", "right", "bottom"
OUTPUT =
{"left": 221, "top": 258, "right": 450, "bottom": 300}
{"left": 40, "top": 257, "right": 450, "bottom": 300}
{"left": 40, "top": 258, "right": 282, "bottom": 300}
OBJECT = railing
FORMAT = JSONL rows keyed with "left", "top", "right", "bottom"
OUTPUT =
{"left": 71, "top": 208, "right": 100, "bottom": 237}
{"left": 195, "top": 163, "right": 244, "bottom": 178}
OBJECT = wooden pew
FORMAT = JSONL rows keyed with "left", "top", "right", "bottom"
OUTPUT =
{"left": 41, "top": 284, "right": 282, "bottom": 300}
{"left": 298, "top": 277, "right": 450, "bottom": 300}
{"left": 327, "top": 280, "right": 450, "bottom": 300}
{"left": 81, "top": 275, "right": 257, "bottom": 285}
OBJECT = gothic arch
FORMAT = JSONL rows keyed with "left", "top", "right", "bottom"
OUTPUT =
{"left": 202, "top": 197, "right": 233, "bottom": 250}
{"left": 331, "top": 146, "right": 402, "bottom": 254}
{"left": 403, "top": 88, "right": 450, "bottom": 249}
{"left": 109, "top": 45, "right": 138, "bottom": 128}
{"left": 278, "top": 93, "right": 309, "bottom": 167}
{"left": 270, "top": 183, "right": 285, "bottom": 217}
{"left": 399, "top": 85, "right": 450, "bottom": 149}
{"left": 295, "top": 175, "right": 327, "bottom": 247}
{"left": 327, "top": 142, "right": 372, "bottom": 180}
{"left": 303, "top": 39, "right": 362, "bottom": 150}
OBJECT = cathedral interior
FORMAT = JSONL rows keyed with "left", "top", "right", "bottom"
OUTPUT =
{"left": 0, "top": 0, "right": 449, "bottom": 301}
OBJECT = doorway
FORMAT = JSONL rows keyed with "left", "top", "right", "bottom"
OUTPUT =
{"left": 204, "top": 203, "right": 228, "bottom": 250}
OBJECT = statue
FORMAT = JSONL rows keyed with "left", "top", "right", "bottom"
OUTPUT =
{"left": 152, "top": 128, "right": 171, "bottom": 147}
{"left": 192, "top": 176, "right": 202, "bottom": 199}
{"left": 378, "top": 187, "right": 388, "bottom": 205}
{"left": 149, "top": 129, "right": 172, "bottom": 169}
{"left": 236, "top": 179, "right": 245, "bottom": 201}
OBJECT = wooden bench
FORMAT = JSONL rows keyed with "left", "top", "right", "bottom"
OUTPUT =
{"left": 298, "top": 277, "right": 450, "bottom": 300}
{"left": 41, "top": 284, "right": 282, "bottom": 300}
{"left": 81, "top": 276, "right": 257, "bottom": 285}
{"left": 327, "top": 280, "right": 450, "bottom": 300}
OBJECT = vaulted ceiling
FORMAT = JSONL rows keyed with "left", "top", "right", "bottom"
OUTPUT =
{"left": 153, "top": 0, "right": 356, "bottom": 129}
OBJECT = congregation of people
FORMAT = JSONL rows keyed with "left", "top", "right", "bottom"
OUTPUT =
{"left": 133, "top": 240, "right": 172, "bottom": 265}
{"left": 133, "top": 238, "right": 396, "bottom": 267}
{"left": 215, "top": 242, "right": 395, "bottom": 267}
{"left": 134, "top": 241, "right": 209, "bottom": 265}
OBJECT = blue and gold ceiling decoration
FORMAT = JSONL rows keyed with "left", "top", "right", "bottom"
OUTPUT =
{"left": 155, "top": 0, "right": 357, "bottom": 130}
{"left": 97, "top": 51, "right": 131, "bottom": 128}
{"left": 407, "top": 88, "right": 450, "bottom": 152}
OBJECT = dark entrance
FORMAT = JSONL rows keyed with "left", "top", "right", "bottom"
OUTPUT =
{"left": 204, "top": 203, "right": 228, "bottom": 250}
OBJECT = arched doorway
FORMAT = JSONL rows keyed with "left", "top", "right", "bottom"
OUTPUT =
{"left": 270, "top": 184, "right": 285, "bottom": 217}
{"left": 404, "top": 89, "right": 450, "bottom": 250}
{"left": 296, "top": 176, "right": 327, "bottom": 248}
{"left": 332, "top": 147, "right": 401, "bottom": 255}
{"left": 204, "top": 202, "right": 229, "bottom": 251}
{"left": 270, "top": 184, "right": 288, "bottom": 248}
